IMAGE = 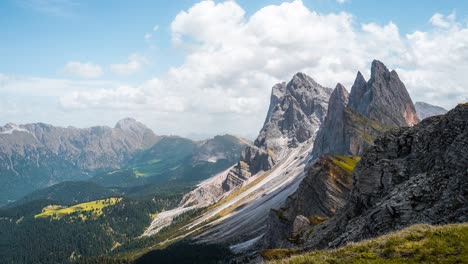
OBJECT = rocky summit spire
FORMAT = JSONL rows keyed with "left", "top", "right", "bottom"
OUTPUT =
{"left": 348, "top": 71, "right": 367, "bottom": 111}
{"left": 313, "top": 83, "right": 350, "bottom": 156}
{"left": 350, "top": 59, "right": 418, "bottom": 127}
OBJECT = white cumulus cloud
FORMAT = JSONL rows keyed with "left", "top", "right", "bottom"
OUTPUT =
{"left": 63, "top": 61, "right": 103, "bottom": 78}
{"left": 430, "top": 12, "right": 456, "bottom": 28}
{"left": 110, "top": 54, "right": 149, "bottom": 75}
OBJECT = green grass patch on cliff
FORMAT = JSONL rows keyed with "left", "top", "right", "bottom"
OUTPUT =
{"left": 34, "top": 197, "right": 122, "bottom": 220}
{"left": 331, "top": 155, "right": 361, "bottom": 174}
{"left": 307, "top": 215, "right": 329, "bottom": 226}
{"left": 266, "top": 223, "right": 468, "bottom": 264}
{"left": 261, "top": 248, "right": 299, "bottom": 260}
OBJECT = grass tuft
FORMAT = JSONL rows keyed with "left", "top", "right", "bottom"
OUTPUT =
{"left": 266, "top": 223, "right": 468, "bottom": 264}
{"left": 330, "top": 155, "right": 361, "bottom": 174}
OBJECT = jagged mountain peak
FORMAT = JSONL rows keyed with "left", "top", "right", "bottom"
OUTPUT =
{"left": 312, "top": 83, "right": 350, "bottom": 156}
{"left": 255, "top": 73, "right": 332, "bottom": 154}
{"left": 289, "top": 72, "right": 319, "bottom": 86}
{"left": 333, "top": 83, "right": 349, "bottom": 99}
{"left": 351, "top": 60, "right": 418, "bottom": 127}
{"left": 287, "top": 72, "right": 330, "bottom": 98}
{"left": 115, "top": 117, "right": 145, "bottom": 130}
{"left": 348, "top": 71, "right": 367, "bottom": 110}
{"left": 370, "top": 59, "right": 390, "bottom": 81}
{"left": 312, "top": 60, "right": 418, "bottom": 158}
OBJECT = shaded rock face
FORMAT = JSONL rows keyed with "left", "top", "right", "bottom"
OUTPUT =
{"left": 222, "top": 73, "right": 332, "bottom": 192}
{"left": 312, "top": 84, "right": 350, "bottom": 156}
{"left": 0, "top": 118, "right": 159, "bottom": 204}
{"left": 312, "top": 60, "right": 418, "bottom": 158}
{"left": 415, "top": 101, "right": 448, "bottom": 120}
{"left": 263, "top": 155, "right": 354, "bottom": 248}
{"left": 303, "top": 103, "right": 468, "bottom": 250}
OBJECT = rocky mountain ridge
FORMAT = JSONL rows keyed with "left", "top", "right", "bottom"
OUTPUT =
{"left": 0, "top": 118, "right": 159, "bottom": 204}
{"left": 312, "top": 60, "right": 418, "bottom": 158}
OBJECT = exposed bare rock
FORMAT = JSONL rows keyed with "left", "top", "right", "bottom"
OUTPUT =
{"left": 223, "top": 161, "right": 252, "bottom": 192}
{"left": 303, "top": 103, "right": 468, "bottom": 250}
{"left": 350, "top": 60, "right": 418, "bottom": 127}
{"left": 263, "top": 155, "right": 355, "bottom": 248}
{"left": 292, "top": 215, "right": 311, "bottom": 237}
{"left": 263, "top": 60, "right": 422, "bottom": 251}
{"left": 415, "top": 101, "right": 448, "bottom": 120}
{"left": 255, "top": 73, "right": 332, "bottom": 155}
{"left": 312, "top": 60, "right": 418, "bottom": 158}
{"left": 312, "top": 84, "right": 350, "bottom": 156}
{"left": 178, "top": 167, "right": 232, "bottom": 208}
{"left": 224, "top": 73, "right": 332, "bottom": 192}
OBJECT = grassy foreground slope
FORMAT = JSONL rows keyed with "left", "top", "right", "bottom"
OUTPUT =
{"left": 265, "top": 223, "right": 468, "bottom": 264}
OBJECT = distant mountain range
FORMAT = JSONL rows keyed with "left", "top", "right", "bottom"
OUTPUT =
{"left": 0, "top": 118, "right": 250, "bottom": 205}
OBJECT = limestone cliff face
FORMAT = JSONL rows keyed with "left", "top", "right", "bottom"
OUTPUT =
{"left": 312, "top": 60, "right": 418, "bottom": 158}
{"left": 350, "top": 60, "right": 418, "bottom": 127}
{"left": 302, "top": 103, "right": 468, "bottom": 250}
{"left": 312, "top": 84, "right": 350, "bottom": 156}
{"left": 255, "top": 73, "right": 332, "bottom": 155}
{"left": 222, "top": 73, "right": 332, "bottom": 192}
{"left": 263, "top": 155, "right": 356, "bottom": 248}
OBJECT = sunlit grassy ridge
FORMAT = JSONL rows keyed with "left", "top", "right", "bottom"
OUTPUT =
{"left": 265, "top": 223, "right": 468, "bottom": 263}
{"left": 34, "top": 197, "right": 122, "bottom": 220}
{"left": 331, "top": 155, "right": 361, "bottom": 174}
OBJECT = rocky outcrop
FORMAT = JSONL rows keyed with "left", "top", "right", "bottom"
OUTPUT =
{"left": 222, "top": 144, "right": 274, "bottom": 192}
{"left": 415, "top": 101, "right": 448, "bottom": 120}
{"left": 302, "top": 103, "right": 468, "bottom": 250}
{"left": 0, "top": 118, "right": 159, "bottom": 204}
{"left": 223, "top": 161, "right": 252, "bottom": 191}
{"left": 312, "top": 60, "right": 418, "bottom": 158}
{"left": 263, "top": 155, "right": 356, "bottom": 248}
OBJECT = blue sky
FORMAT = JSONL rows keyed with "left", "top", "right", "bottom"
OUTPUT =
{"left": 2, "top": 0, "right": 466, "bottom": 80}
{"left": 0, "top": 0, "right": 467, "bottom": 138}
